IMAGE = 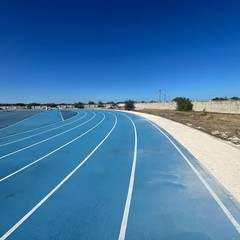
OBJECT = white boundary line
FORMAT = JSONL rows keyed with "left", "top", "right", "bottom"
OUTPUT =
{"left": 148, "top": 120, "right": 240, "bottom": 234}
{"left": 0, "top": 111, "right": 80, "bottom": 140}
{"left": 0, "top": 113, "right": 117, "bottom": 240}
{"left": 59, "top": 109, "right": 64, "bottom": 121}
{"left": 0, "top": 113, "right": 96, "bottom": 159}
{"left": 0, "top": 113, "right": 105, "bottom": 182}
{"left": 118, "top": 113, "right": 138, "bottom": 240}
{"left": 0, "top": 112, "right": 87, "bottom": 147}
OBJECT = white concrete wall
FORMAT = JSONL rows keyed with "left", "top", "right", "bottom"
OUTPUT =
{"left": 192, "top": 100, "right": 240, "bottom": 114}
{"left": 135, "top": 102, "right": 176, "bottom": 110}
{"left": 135, "top": 100, "right": 240, "bottom": 114}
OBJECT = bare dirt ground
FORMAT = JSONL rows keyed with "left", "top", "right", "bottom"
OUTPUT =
{"left": 136, "top": 109, "right": 240, "bottom": 147}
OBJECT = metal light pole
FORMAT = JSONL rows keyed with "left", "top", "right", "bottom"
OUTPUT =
{"left": 159, "top": 89, "right": 161, "bottom": 102}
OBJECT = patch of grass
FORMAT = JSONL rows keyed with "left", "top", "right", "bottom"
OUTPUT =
{"left": 199, "top": 108, "right": 207, "bottom": 116}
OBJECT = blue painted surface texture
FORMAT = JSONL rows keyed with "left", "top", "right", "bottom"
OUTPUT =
{"left": 0, "top": 109, "right": 239, "bottom": 239}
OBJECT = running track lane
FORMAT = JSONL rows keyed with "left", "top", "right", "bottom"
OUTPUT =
{"left": 0, "top": 110, "right": 81, "bottom": 145}
{"left": 0, "top": 109, "right": 239, "bottom": 240}
{"left": 0, "top": 110, "right": 43, "bottom": 130}
{"left": 0, "top": 112, "right": 103, "bottom": 182}
{"left": 0, "top": 109, "right": 69, "bottom": 138}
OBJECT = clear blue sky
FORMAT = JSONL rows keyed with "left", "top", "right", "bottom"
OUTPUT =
{"left": 0, "top": 0, "right": 239, "bottom": 103}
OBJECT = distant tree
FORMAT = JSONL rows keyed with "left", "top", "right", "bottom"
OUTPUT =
{"left": 74, "top": 102, "right": 84, "bottom": 108}
{"left": 47, "top": 103, "right": 57, "bottom": 108}
{"left": 173, "top": 97, "right": 193, "bottom": 111}
{"left": 16, "top": 103, "right": 26, "bottom": 106}
{"left": 59, "top": 103, "right": 67, "bottom": 107}
{"left": 29, "top": 102, "right": 41, "bottom": 106}
{"left": 230, "top": 96, "right": 240, "bottom": 100}
{"left": 111, "top": 102, "right": 118, "bottom": 108}
{"left": 124, "top": 100, "right": 135, "bottom": 111}
{"left": 98, "top": 101, "right": 104, "bottom": 108}
{"left": 212, "top": 97, "right": 228, "bottom": 101}
{"left": 88, "top": 101, "right": 95, "bottom": 105}
{"left": 107, "top": 102, "right": 118, "bottom": 109}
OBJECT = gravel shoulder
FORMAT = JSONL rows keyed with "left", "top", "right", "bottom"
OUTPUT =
{"left": 132, "top": 111, "right": 240, "bottom": 204}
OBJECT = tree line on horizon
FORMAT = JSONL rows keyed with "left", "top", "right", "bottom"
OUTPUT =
{"left": 211, "top": 96, "right": 240, "bottom": 101}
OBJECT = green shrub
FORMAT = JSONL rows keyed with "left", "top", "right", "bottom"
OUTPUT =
{"left": 173, "top": 97, "right": 193, "bottom": 111}
{"left": 124, "top": 100, "right": 135, "bottom": 111}
{"left": 98, "top": 101, "right": 104, "bottom": 108}
{"left": 199, "top": 108, "right": 207, "bottom": 116}
{"left": 74, "top": 102, "right": 84, "bottom": 108}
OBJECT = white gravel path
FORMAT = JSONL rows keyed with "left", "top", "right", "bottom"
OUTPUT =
{"left": 132, "top": 111, "right": 240, "bottom": 204}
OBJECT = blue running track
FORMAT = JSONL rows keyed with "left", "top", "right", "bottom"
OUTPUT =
{"left": 0, "top": 109, "right": 239, "bottom": 240}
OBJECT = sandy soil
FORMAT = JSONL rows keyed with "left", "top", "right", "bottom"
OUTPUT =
{"left": 132, "top": 111, "right": 240, "bottom": 204}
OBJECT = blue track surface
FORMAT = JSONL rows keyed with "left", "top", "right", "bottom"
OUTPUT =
{"left": 0, "top": 109, "right": 239, "bottom": 240}
{"left": 0, "top": 110, "right": 43, "bottom": 130}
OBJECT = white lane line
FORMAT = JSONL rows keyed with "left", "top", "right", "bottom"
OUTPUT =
{"left": 0, "top": 111, "right": 42, "bottom": 132}
{"left": 0, "top": 113, "right": 96, "bottom": 159}
{"left": 148, "top": 120, "right": 240, "bottom": 234}
{"left": 59, "top": 109, "right": 64, "bottom": 121}
{"left": 0, "top": 112, "right": 87, "bottom": 147}
{"left": 0, "top": 113, "right": 106, "bottom": 183}
{"left": 0, "top": 113, "right": 117, "bottom": 240}
{"left": 118, "top": 114, "right": 138, "bottom": 240}
{"left": 0, "top": 111, "right": 80, "bottom": 140}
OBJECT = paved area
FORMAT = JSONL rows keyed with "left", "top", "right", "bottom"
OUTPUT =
{"left": 0, "top": 109, "right": 239, "bottom": 239}
{"left": 132, "top": 111, "right": 240, "bottom": 204}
